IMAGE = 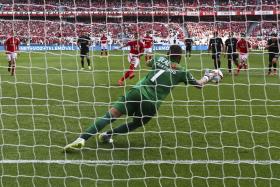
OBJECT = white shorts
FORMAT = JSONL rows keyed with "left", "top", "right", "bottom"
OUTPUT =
{"left": 144, "top": 47, "right": 153, "bottom": 54}
{"left": 7, "top": 52, "right": 17, "bottom": 61}
{"left": 101, "top": 43, "right": 107, "bottom": 50}
{"left": 239, "top": 53, "right": 248, "bottom": 62}
{"left": 128, "top": 53, "right": 140, "bottom": 68}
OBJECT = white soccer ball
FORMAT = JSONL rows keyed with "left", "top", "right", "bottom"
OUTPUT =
{"left": 212, "top": 75, "right": 221, "bottom": 83}
{"left": 211, "top": 69, "right": 223, "bottom": 83}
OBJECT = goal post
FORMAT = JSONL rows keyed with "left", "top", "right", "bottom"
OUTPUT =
{"left": 0, "top": 1, "right": 280, "bottom": 187}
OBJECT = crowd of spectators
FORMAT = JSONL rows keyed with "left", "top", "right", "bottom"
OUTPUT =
{"left": 187, "top": 22, "right": 249, "bottom": 45}
{"left": 251, "top": 22, "right": 279, "bottom": 38}
{"left": 0, "top": 19, "right": 277, "bottom": 49}
{"left": 0, "top": 0, "right": 277, "bottom": 12}
{"left": 249, "top": 22, "right": 279, "bottom": 48}
{"left": 186, "top": 21, "right": 275, "bottom": 49}
{"left": 0, "top": 20, "right": 184, "bottom": 45}
{"left": 0, "top": 0, "right": 278, "bottom": 48}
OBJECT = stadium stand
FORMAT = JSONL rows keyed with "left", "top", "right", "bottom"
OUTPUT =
{"left": 0, "top": 0, "right": 278, "bottom": 47}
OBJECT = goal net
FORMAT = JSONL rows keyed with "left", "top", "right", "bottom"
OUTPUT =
{"left": 0, "top": 0, "right": 280, "bottom": 186}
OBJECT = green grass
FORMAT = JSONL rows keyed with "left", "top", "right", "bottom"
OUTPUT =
{"left": 0, "top": 50, "right": 280, "bottom": 187}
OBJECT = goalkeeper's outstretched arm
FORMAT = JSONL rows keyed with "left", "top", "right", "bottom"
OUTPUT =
{"left": 194, "top": 69, "right": 223, "bottom": 88}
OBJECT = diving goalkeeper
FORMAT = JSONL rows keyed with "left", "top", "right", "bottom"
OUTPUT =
{"left": 64, "top": 45, "right": 220, "bottom": 151}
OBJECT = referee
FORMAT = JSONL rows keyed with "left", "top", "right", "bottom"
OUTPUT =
{"left": 184, "top": 37, "right": 193, "bottom": 58}
{"left": 208, "top": 31, "right": 224, "bottom": 69}
{"left": 77, "top": 32, "right": 92, "bottom": 70}
{"left": 225, "top": 32, "right": 239, "bottom": 74}
{"left": 265, "top": 33, "right": 279, "bottom": 76}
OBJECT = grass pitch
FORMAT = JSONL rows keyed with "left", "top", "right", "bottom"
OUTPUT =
{"left": 0, "top": 50, "right": 280, "bottom": 187}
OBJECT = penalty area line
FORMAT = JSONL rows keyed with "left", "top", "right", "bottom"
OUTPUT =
{"left": 0, "top": 160, "right": 280, "bottom": 165}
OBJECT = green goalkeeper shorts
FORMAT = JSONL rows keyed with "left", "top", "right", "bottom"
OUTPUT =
{"left": 113, "top": 88, "right": 157, "bottom": 117}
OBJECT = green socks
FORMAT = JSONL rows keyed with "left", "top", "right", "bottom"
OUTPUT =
{"left": 107, "top": 121, "right": 142, "bottom": 135}
{"left": 80, "top": 112, "right": 116, "bottom": 140}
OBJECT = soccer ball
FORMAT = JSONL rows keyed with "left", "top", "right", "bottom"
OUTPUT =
{"left": 212, "top": 75, "right": 222, "bottom": 83}
{"left": 204, "top": 69, "right": 224, "bottom": 83}
{"left": 211, "top": 69, "right": 223, "bottom": 83}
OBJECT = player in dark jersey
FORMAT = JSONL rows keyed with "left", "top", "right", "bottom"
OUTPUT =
{"left": 208, "top": 31, "right": 224, "bottom": 69}
{"left": 77, "top": 32, "right": 91, "bottom": 70}
{"left": 265, "top": 33, "right": 279, "bottom": 76}
{"left": 63, "top": 45, "right": 221, "bottom": 151}
{"left": 224, "top": 32, "right": 239, "bottom": 73}
{"left": 185, "top": 37, "right": 193, "bottom": 58}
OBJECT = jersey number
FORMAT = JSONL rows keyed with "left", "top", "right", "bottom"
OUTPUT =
{"left": 150, "top": 69, "right": 165, "bottom": 82}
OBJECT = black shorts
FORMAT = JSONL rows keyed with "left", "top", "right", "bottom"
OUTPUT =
{"left": 227, "top": 53, "right": 238, "bottom": 61}
{"left": 269, "top": 53, "right": 279, "bottom": 62}
{"left": 186, "top": 46, "right": 192, "bottom": 52}
{"left": 212, "top": 53, "right": 221, "bottom": 60}
{"left": 80, "top": 50, "right": 89, "bottom": 57}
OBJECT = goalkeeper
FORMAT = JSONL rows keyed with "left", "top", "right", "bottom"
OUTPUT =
{"left": 64, "top": 45, "right": 219, "bottom": 151}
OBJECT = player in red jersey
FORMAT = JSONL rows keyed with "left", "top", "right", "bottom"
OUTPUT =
{"left": 118, "top": 33, "right": 144, "bottom": 86}
{"left": 143, "top": 31, "right": 153, "bottom": 61}
{"left": 100, "top": 33, "right": 108, "bottom": 56}
{"left": 4, "top": 34, "right": 20, "bottom": 76}
{"left": 236, "top": 33, "right": 251, "bottom": 75}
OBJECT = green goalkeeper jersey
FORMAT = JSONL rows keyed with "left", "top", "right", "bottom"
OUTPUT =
{"left": 134, "top": 56, "right": 199, "bottom": 102}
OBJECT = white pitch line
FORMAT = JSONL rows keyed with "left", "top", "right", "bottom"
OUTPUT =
{"left": 1, "top": 104, "right": 280, "bottom": 107}
{"left": 0, "top": 160, "right": 280, "bottom": 165}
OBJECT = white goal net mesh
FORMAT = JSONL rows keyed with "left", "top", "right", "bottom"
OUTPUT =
{"left": 0, "top": 0, "right": 280, "bottom": 186}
